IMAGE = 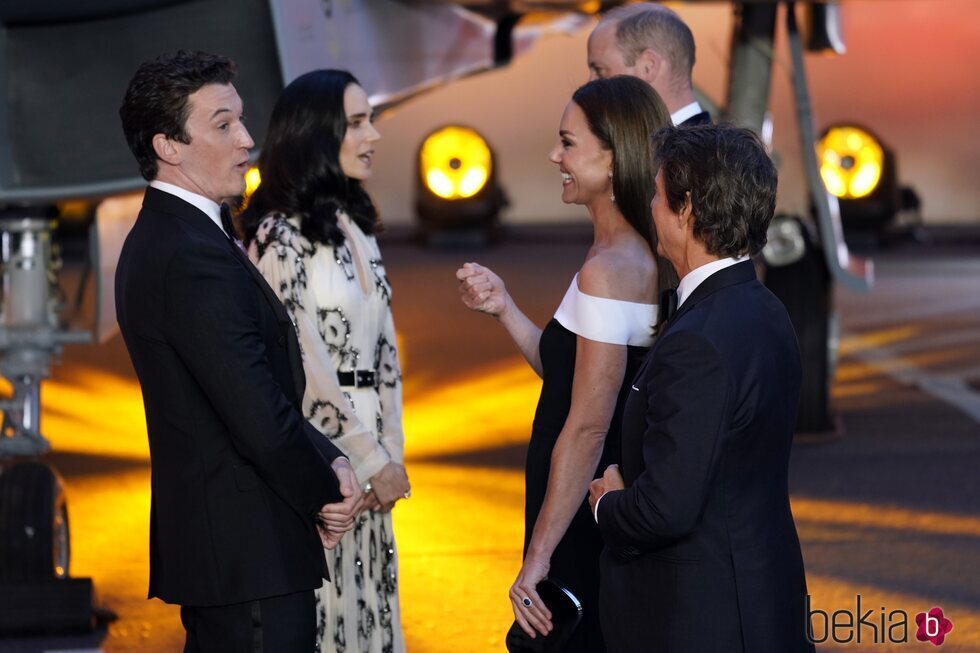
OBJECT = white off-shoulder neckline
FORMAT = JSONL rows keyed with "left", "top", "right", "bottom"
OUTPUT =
{"left": 553, "top": 273, "right": 658, "bottom": 347}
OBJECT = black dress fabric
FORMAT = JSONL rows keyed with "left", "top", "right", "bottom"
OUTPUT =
{"left": 523, "top": 318, "right": 649, "bottom": 652}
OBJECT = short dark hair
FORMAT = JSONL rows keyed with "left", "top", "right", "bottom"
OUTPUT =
{"left": 120, "top": 50, "right": 237, "bottom": 181}
{"left": 605, "top": 3, "right": 696, "bottom": 86}
{"left": 240, "top": 69, "right": 377, "bottom": 247}
{"left": 572, "top": 75, "right": 677, "bottom": 292}
{"left": 652, "top": 124, "right": 776, "bottom": 257}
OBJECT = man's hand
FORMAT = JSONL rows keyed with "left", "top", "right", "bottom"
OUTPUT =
{"left": 588, "top": 464, "right": 625, "bottom": 515}
{"left": 317, "top": 521, "right": 344, "bottom": 549}
{"left": 318, "top": 458, "right": 364, "bottom": 534}
{"left": 369, "top": 462, "right": 410, "bottom": 512}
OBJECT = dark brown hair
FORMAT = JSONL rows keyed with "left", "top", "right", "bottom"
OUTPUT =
{"left": 240, "top": 69, "right": 377, "bottom": 247}
{"left": 572, "top": 75, "right": 678, "bottom": 293}
{"left": 652, "top": 123, "right": 776, "bottom": 257}
{"left": 120, "top": 50, "right": 236, "bottom": 181}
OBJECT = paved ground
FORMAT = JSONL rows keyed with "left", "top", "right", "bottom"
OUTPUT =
{"left": 2, "top": 225, "right": 979, "bottom": 652}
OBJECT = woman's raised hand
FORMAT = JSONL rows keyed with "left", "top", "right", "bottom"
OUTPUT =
{"left": 456, "top": 262, "right": 508, "bottom": 317}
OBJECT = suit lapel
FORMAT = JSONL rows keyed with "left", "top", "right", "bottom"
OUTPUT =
{"left": 633, "top": 261, "right": 757, "bottom": 380}
{"left": 144, "top": 187, "right": 307, "bottom": 398}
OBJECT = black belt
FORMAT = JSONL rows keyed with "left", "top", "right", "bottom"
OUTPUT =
{"left": 337, "top": 370, "right": 376, "bottom": 388}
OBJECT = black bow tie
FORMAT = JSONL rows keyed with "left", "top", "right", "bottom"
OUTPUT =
{"left": 659, "top": 288, "right": 678, "bottom": 324}
{"left": 219, "top": 203, "right": 236, "bottom": 240}
{"left": 220, "top": 203, "right": 248, "bottom": 254}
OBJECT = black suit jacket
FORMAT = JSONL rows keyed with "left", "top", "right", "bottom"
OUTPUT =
{"left": 596, "top": 261, "right": 813, "bottom": 652}
{"left": 116, "top": 187, "right": 345, "bottom": 607}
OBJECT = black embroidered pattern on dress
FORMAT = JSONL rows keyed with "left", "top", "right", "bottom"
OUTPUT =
{"left": 335, "top": 243, "right": 356, "bottom": 282}
{"left": 317, "top": 307, "right": 359, "bottom": 367}
{"left": 374, "top": 335, "right": 401, "bottom": 388}
{"left": 369, "top": 257, "right": 392, "bottom": 306}
{"left": 307, "top": 399, "right": 347, "bottom": 439}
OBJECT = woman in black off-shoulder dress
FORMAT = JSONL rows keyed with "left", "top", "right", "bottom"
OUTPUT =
{"left": 456, "top": 76, "right": 675, "bottom": 652}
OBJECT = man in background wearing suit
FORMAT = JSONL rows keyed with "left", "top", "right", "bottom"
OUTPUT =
{"left": 588, "top": 2, "right": 712, "bottom": 127}
{"left": 589, "top": 124, "right": 814, "bottom": 652}
{"left": 117, "top": 50, "right": 362, "bottom": 652}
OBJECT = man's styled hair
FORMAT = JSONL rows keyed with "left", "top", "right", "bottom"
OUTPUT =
{"left": 604, "top": 3, "right": 696, "bottom": 86}
{"left": 119, "top": 50, "right": 237, "bottom": 181}
{"left": 572, "top": 75, "right": 678, "bottom": 293}
{"left": 652, "top": 124, "right": 776, "bottom": 258}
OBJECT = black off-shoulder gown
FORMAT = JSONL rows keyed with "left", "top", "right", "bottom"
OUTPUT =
{"left": 523, "top": 318, "right": 649, "bottom": 652}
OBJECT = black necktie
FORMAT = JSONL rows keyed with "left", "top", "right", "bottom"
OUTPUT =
{"left": 659, "top": 288, "right": 678, "bottom": 324}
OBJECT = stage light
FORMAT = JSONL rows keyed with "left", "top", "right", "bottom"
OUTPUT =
{"left": 420, "top": 126, "right": 491, "bottom": 200}
{"left": 815, "top": 123, "right": 908, "bottom": 237}
{"left": 817, "top": 125, "right": 883, "bottom": 200}
{"left": 416, "top": 125, "right": 506, "bottom": 244}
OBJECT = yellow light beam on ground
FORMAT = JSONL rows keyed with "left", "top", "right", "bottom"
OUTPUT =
{"left": 792, "top": 497, "right": 980, "bottom": 539}
{"left": 403, "top": 357, "right": 541, "bottom": 459}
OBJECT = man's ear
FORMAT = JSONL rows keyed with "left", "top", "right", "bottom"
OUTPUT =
{"left": 679, "top": 192, "right": 693, "bottom": 228}
{"left": 634, "top": 48, "right": 663, "bottom": 85}
{"left": 152, "top": 133, "right": 181, "bottom": 166}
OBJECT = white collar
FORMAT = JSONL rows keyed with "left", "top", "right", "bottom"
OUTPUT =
{"left": 676, "top": 256, "right": 748, "bottom": 308}
{"left": 149, "top": 180, "right": 226, "bottom": 236}
{"left": 670, "top": 101, "right": 703, "bottom": 126}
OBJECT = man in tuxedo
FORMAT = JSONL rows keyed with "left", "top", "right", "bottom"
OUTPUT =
{"left": 588, "top": 124, "right": 814, "bottom": 652}
{"left": 117, "top": 50, "right": 362, "bottom": 651}
{"left": 588, "top": 3, "right": 711, "bottom": 126}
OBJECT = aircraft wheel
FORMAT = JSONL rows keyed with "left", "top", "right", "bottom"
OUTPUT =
{"left": 0, "top": 460, "right": 70, "bottom": 581}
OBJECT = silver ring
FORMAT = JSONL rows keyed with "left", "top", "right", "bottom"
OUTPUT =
{"left": 522, "top": 596, "right": 533, "bottom": 608}
{"left": 403, "top": 490, "right": 411, "bottom": 499}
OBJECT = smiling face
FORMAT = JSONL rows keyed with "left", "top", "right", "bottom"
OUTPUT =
{"left": 338, "top": 84, "right": 381, "bottom": 181}
{"left": 548, "top": 101, "right": 613, "bottom": 207}
{"left": 587, "top": 20, "right": 635, "bottom": 81}
{"left": 168, "top": 83, "right": 254, "bottom": 203}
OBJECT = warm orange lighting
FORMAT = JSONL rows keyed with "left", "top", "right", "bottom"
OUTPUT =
{"left": 244, "top": 166, "right": 262, "bottom": 198}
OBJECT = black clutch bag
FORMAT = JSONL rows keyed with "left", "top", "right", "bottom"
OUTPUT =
{"left": 505, "top": 579, "right": 583, "bottom": 653}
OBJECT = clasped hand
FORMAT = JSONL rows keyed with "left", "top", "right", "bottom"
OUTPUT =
{"left": 317, "top": 458, "right": 364, "bottom": 549}
{"left": 587, "top": 464, "right": 624, "bottom": 516}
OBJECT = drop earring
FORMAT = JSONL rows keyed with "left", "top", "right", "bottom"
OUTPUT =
{"left": 608, "top": 170, "right": 615, "bottom": 202}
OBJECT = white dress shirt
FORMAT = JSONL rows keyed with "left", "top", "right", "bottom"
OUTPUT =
{"left": 670, "top": 101, "right": 704, "bottom": 126}
{"left": 149, "top": 180, "right": 227, "bottom": 237}
{"left": 676, "top": 256, "right": 749, "bottom": 308}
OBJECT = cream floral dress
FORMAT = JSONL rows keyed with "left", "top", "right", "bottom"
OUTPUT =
{"left": 249, "top": 210, "right": 405, "bottom": 653}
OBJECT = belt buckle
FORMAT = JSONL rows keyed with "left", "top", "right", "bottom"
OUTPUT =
{"left": 355, "top": 370, "right": 373, "bottom": 388}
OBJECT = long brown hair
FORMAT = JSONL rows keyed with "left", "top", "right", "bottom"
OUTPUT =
{"left": 572, "top": 75, "right": 679, "bottom": 294}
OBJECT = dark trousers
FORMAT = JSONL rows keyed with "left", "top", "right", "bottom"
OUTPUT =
{"left": 180, "top": 590, "right": 315, "bottom": 653}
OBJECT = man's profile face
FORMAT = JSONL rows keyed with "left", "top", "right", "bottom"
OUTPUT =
{"left": 587, "top": 20, "right": 634, "bottom": 81}
{"left": 170, "top": 83, "right": 254, "bottom": 204}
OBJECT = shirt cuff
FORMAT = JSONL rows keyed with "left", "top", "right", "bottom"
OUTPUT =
{"left": 593, "top": 491, "right": 608, "bottom": 523}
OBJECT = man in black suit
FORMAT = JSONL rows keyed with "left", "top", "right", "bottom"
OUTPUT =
{"left": 116, "top": 51, "right": 362, "bottom": 651}
{"left": 588, "top": 124, "right": 814, "bottom": 652}
{"left": 588, "top": 3, "right": 711, "bottom": 126}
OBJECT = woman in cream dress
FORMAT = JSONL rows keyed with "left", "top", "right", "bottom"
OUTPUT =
{"left": 242, "top": 69, "right": 408, "bottom": 653}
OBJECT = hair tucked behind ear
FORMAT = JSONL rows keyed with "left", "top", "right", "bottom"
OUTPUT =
{"left": 241, "top": 69, "right": 377, "bottom": 246}
{"left": 572, "top": 75, "right": 679, "bottom": 294}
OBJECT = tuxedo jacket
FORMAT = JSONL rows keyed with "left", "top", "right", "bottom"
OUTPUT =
{"left": 116, "top": 187, "right": 345, "bottom": 607}
{"left": 596, "top": 261, "right": 814, "bottom": 652}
